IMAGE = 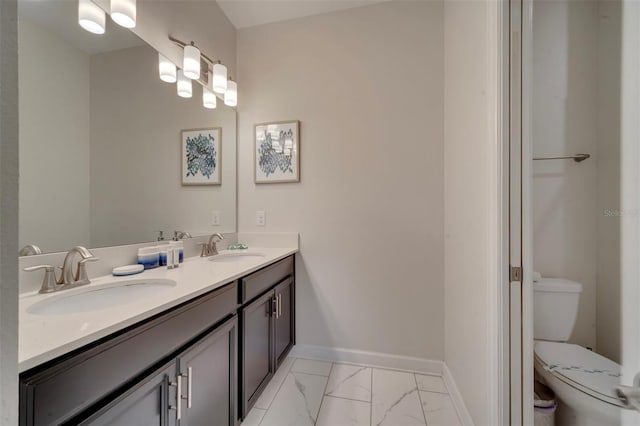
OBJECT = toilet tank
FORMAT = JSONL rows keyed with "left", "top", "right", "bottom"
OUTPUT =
{"left": 533, "top": 278, "right": 583, "bottom": 342}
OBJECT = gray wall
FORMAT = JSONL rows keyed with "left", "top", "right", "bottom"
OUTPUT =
{"left": 19, "top": 20, "right": 91, "bottom": 253}
{"left": 0, "top": 0, "right": 19, "bottom": 423}
{"left": 237, "top": 1, "right": 445, "bottom": 360}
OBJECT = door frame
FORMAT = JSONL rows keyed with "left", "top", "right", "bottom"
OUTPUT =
{"left": 620, "top": 1, "right": 640, "bottom": 424}
{"left": 502, "top": 0, "right": 534, "bottom": 424}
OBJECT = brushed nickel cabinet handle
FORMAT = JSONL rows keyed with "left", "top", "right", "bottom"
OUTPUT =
{"left": 187, "top": 367, "right": 193, "bottom": 408}
{"left": 169, "top": 378, "right": 182, "bottom": 420}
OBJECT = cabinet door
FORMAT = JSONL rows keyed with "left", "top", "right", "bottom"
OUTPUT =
{"left": 82, "top": 362, "right": 177, "bottom": 426}
{"left": 177, "top": 316, "right": 238, "bottom": 426}
{"left": 274, "top": 277, "right": 295, "bottom": 367}
{"left": 240, "top": 290, "right": 274, "bottom": 417}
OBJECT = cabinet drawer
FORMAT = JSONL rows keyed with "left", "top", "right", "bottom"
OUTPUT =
{"left": 20, "top": 282, "right": 237, "bottom": 426}
{"left": 240, "top": 256, "right": 293, "bottom": 304}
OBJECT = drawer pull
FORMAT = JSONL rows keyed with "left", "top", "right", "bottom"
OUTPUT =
{"left": 169, "top": 379, "right": 182, "bottom": 420}
{"left": 187, "top": 367, "right": 193, "bottom": 408}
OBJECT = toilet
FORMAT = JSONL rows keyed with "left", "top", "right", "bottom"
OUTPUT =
{"left": 533, "top": 277, "right": 624, "bottom": 426}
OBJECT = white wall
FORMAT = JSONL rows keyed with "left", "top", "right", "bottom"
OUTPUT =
{"left": 237, "top": 1, "right": 445, "bottom": 360}
{"left": 18, "top": 20, "right": 91, "bottom": 253}
{"left": 0, "top": 0, "right": 19, "bottom": 422}
{"left": 532, "top": 0, "right": 622, "bottom": 357}
{"left": 90, "top": 45, "right": 237, "bottom": 246}
{"left": 443, "top": 1, "right": 501, "bottom": 425}
{"left": 596, "top": 0, "right": 621, "bottom": 363}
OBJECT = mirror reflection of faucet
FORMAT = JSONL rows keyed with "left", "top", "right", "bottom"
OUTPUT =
{"left": 19, "top": 244, "right": 42, "bottom": 256}
{"left": 24, "top": 246, "right": 99, "bottom": 294}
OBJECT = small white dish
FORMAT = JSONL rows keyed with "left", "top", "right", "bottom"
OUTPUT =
{"left": 112, "top": 264, "right": 144, "bottom": 276}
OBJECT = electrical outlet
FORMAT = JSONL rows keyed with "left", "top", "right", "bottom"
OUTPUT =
{"left": 211, "top": 211, "right": 220, "bottom": 226}
{"left": 256, "top": 210, "right": 266, "bottom": 226}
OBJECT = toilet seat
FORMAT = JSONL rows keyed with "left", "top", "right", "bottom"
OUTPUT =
{"left": 534, "top": 341, "right": 624, "bottom": 408}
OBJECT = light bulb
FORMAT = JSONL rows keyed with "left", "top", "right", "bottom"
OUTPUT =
{"left": 111, "top": 0, "right": 136, "bottom": 28}
{"left": 158, "top": 54, "right": 177, "bottom": 83}
{"left": 212, "top": 63, "right": 228, "bottom": 94}
{"left": 224, "top": 79, "right": 237, "bottom": 107}
{"left": 183, "top": 44, "right": 200, "bottom": 80}
{"left": 203, "top": 86, "right": 217, "bottom": 109}
{"left": 177, "top": 70, "right": 192, "bottom": 98}
{"left": 78, "top": 0, "right": 105, "bottom": 35}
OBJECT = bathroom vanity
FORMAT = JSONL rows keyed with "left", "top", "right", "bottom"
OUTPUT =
{"left": 19, "top": 252, "right": 296, "bottom": 426}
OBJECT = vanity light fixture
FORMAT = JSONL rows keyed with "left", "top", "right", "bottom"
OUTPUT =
{"left": 169, "top": 35, "right": 238, "bottom": 107}
{"left": 224, "top": 78, "right": 237, "bottom": 107}
{"left": 78, "top": 0, "right": 105, "bottom": 35}
{"left": 158, "top": 54, "right": 177, "bottom": 83}
{"left": 183, "top": 43, "right": 201, "bottom": 80}
{"left": 177, "top": 70, "right": 192, "bottom": 98}
{"left": 212, "top": 62, "right": 228, "bottom": 94}
{"left": 203, "top": 75, "right": 217, "bottom": 109}
{"left": 111, "top": 0, "right": 136, "bottom": 29}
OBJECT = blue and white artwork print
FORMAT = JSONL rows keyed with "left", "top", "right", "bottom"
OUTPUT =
{"left": 255, "top": 121, "right": 300, "bottom": 183}
{"left": 181, "top": 128, "right": 221, "bottom": 185}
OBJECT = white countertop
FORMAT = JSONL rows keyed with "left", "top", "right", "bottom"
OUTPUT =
{"left": 19, "top": 247, "right": 297, "bottom": 372}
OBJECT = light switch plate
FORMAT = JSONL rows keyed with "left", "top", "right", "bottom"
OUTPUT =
{"left": 256, "top": 210, "right": 266, "bottom": 226}
{"left": 211, "top": 210, "right": 220, "bottom": 226}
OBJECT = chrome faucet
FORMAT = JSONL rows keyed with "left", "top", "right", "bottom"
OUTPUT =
{"left": 60, "top": 246, "right": 99, "bottom": 286}
{"left": 200, "top": 233, "right": 224, "bottom": 257}
{"left": 24, "top": 246, "right": 99, "bottom": 293}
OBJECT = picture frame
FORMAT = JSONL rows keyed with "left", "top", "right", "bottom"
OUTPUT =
{"left": 181, "top": 127, "right": 221, "bottom": 185}
{"left": 254, "top": 120, "right": 300, "bottom": 183}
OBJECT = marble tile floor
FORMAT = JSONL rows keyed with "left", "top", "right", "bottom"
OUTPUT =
{"left": 241, "top": 356, "right": 462, "bottom": 426}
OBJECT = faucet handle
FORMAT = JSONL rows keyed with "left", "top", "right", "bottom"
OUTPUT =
{"left": 24, "top": 265, "right": 59, "bottom": 293}
{"left": 198, "top": 243, "right": 210, "bottom": 257}
{"left": 76, "top": 257, "right": 99, "bottom": 283}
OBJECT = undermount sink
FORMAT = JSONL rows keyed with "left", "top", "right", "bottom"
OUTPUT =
{"left": 27, "top": 279, "right": 176, "bottom": 316}
{"left": 208, "top": 252, "right": 266, "bottom": 262}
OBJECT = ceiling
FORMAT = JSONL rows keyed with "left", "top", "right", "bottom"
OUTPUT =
{"left": 216, "top": 0, "right": 391, "bottom": 29}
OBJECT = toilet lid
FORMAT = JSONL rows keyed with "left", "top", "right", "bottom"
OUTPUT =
{"left": 534, "top": 341, "right": 623, "bottom": 406}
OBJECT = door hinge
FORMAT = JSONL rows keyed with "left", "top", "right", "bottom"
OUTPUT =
{"left": 510, "top": 266, "right": 522, "bottom": 282}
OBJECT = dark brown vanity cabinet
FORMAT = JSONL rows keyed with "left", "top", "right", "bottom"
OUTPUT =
{"left": 83, "top": 317, "right": 237, "bottom": 426}
{"left": 20, "top": 282, "right": 239, "bottom": 426}
{"left": 239, "top": 256, "right": 295, "bottom": 418}
{"left": 19, "top": 255, "right": 296, "bottom": 426}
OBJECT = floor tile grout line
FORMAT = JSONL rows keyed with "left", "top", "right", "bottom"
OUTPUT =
{"left": 370, "top": 366, "right": 374, "bottom": 426}
{"left": 324, "top": 365, "right": 372, "bottom": 400}
{"left": 418, "top": 388, "right": 450, "bottom": 395}
{"left": 260, "top": 357, "right": 297, "bottom": 417}
{"left": 414, "top": 373, "right": 430, "bottom": 426}
{"left": 290, "top": 370, "right": 332, "bottom": 378}
{"left": 314, "top": 362, "right": 335, "bottom": 425}
{"left": 322, "top": 393, "right": 372, "bottom": 404}
{"left": 296, "top": 357, "right": 443, "bottom": 377}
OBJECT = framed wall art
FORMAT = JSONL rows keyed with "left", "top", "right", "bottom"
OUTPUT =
{"left": 181, "top": 127, "right": 221, "bottom": 185}
{"left": 254, "top": 120, "right": 300, "bottom": 183}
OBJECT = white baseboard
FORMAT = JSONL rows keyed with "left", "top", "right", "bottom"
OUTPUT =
{"left": 443, "top": 364, "right": 474, "bottom": 425}
{"left": 290, "top": 344, "right": 443, "bottom": 375}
